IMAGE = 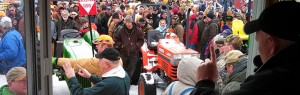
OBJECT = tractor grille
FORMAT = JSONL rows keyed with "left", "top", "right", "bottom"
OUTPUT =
{"left": 162, "top": 60, "right": 178, "bottom": 80}
{"left": 171, "top": 65, "right": 177, "bottom": 79}
{"left": 162, "top": 60, "right": 168, "bottom": 72}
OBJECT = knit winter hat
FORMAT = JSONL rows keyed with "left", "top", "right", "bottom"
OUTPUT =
{"left": 124, "top": 15, "right": 133, "bottom": 23}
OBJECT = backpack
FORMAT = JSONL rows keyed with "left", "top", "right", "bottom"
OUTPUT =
{"left": 168, "top": 82, "right": 194, "bottom": 95}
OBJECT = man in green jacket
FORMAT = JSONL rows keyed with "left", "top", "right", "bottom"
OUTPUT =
{"left": 0, "top": 67, "right": 27, "bottom": 95}
{"left": 63, "top": 48, "right": 130, "bottom": 95}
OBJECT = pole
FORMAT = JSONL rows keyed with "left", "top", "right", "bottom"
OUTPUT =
{"left": 246, "top": 0, "right": 251, "bottom": 22}
{"left": 185, "top": 8, "right": 191, "bottom": 49}
{"left": 222, "top": 0, "right": 228, "bottom": 24}
{"left": 88, "top": 15, "right": 94, "bottom": 57}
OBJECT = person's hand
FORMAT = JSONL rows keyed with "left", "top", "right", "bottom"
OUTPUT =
{"left": 62, "top": 60, "right": 76, "bottom": 79}
{"left": 196, "top": 45, "right": 218, "bottom": 83}
{"left": 77, "top": 65, "right": 92, "bottom": 78}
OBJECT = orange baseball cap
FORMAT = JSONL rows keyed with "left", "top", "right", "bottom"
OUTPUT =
{"left": 92, "top": 35, "right": 114, "bottom": 45}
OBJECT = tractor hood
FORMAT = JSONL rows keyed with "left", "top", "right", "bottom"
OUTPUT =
{"left": 63, "top": 38, "right": 96, "bottom": 58}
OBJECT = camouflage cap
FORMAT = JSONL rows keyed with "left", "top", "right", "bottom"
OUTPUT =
{"left": 92, "top": 35, "right": 114, "bottom": 45}
{"left": 224, "top": 50, "right": 244, "bottom": 65}
{"left": 6, "top": 67, "right": 26, "bottom": 82}
{"left": 225, "top": 34, "right": 243, "bottom": 50}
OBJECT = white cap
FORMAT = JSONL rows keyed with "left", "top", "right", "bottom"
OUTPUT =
{"left": 0, "top": 16, "right": 12, "bottom": 29}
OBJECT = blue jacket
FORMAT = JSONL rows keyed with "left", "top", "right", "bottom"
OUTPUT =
{"left": 0, "top": 29, "right": 26, "bottom": 74}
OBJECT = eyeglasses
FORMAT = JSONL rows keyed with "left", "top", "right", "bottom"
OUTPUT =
{"left": 217, "top": 45, "right": 224, "bottom": 48}
{"left": 10, "top": 10, "right": 15, "bottom": 12}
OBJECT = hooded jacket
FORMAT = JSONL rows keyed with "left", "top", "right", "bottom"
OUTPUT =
{"left": 221, "top": 57, "right": 247, "bottom": 94}
{"left": 155, "top": 22, "right": 168, "bottom": 32}
{"left": 164, "top": 57, "right": 202, "bottom": 95}
{"left": 153, "top": 12, "right": 168, "bottom": 29}
{"left": 0, "top": 85, "right": 13, "bottom": 95}
{"left": 0, "top": 29, "right": 26, "bottom": 74}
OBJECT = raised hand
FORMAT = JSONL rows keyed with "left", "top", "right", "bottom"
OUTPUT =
{"left": 63, "top": 60, "right": 76, "bottom": 79}
{"left": 77, "top": 64, "right": 92, "bottom": 78}
{"left": 196, "top": 45, "right": 219, "bottom": 83}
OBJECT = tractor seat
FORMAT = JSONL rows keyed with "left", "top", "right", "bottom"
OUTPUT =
{"left": 147, "top": 30, "right": 162, "bottom": 51}
{"left": 148, "top": 42, "right": 158, "bottom": 51}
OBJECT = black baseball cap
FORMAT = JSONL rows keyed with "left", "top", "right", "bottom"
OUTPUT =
{"left": 138, "top": 18, "right": 146, "bottom": 24}
{"left": 244, "top": 1, "right": 300, "bottom": 42}
{"left": 95, "top": 48, "right": 120, "bottom": 61}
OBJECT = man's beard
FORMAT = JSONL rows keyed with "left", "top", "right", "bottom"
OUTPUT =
{"left": 63, "top": 17, "right": 68, "bottom": 21}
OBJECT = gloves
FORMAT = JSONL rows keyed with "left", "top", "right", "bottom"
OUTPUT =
{"left": 52, "top": 57, "right": 58, "bottom": 65}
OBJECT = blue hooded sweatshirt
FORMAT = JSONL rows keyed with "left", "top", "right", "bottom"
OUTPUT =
{"left": 0, "top": 29, "right": 26, "bottom": 74}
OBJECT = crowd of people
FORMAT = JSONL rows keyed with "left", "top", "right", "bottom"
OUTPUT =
{"left": 48, "top": 0, "right": 251, "bottom": 94}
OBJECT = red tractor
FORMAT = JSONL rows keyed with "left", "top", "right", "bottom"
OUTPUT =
{"left": 138, "top": 30, "right": 200, "bottom": 95}
{"left": 132, "top": 4, "right": 199, "bottom": 95}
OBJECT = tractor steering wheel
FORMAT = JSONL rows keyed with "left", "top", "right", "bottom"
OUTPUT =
{"left": 62, "top": 31, "right": 80, "bottom": 39}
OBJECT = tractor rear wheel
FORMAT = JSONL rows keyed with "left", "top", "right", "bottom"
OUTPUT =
{"left": 138, "top": 75, "right": 156, "bottom": 95}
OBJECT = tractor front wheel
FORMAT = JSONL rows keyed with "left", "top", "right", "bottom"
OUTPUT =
{"left": 138, "top": 75, "right": 156, "bottom": 95}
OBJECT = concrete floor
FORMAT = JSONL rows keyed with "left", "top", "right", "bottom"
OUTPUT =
{"left": 0, "top": 74, "right": 164, "bottom": 95}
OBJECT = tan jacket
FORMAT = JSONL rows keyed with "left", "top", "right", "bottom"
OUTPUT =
{"left": 57, "top": 57, "right": 123, "bottom": 76}
{"left": 108, "top": 20, "right": 115, "bottom": 37}
{"left": 173, "top": 24, "right": 184, "bottom": 42}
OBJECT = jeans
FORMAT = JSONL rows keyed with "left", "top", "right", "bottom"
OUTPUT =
{"left": 201, "top": 43, "right": 208, "bottom": 60}
{"left": 121, "top": 55, "right": 138, "bottom": 79}
{"left": 188, "top": 43, "right": 196, "bottom": 50}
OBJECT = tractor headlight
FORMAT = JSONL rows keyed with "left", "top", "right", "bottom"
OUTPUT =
{"left": 173, "top": 54, "right": 183, "bottom": 60}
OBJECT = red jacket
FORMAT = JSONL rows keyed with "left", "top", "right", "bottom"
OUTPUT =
{"left": 184, "top": 14, "right": 198, "bottom": 44}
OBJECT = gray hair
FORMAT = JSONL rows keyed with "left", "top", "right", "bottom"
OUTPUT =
{"left": 61, "top": 10, "right": 69, "bottom": 16}
{"left": 0, "top": 16, "right": 12, "bottom": 29}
